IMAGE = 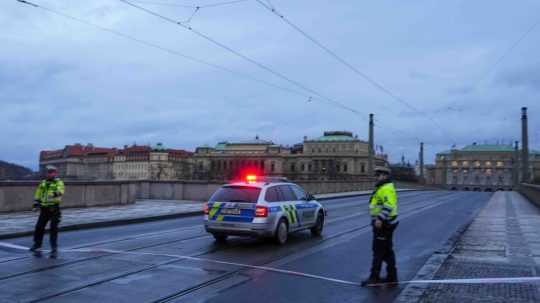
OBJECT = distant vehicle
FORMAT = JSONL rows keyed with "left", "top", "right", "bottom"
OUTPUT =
{"left": 204, "top": 175, "right": 326, "bottom": 245}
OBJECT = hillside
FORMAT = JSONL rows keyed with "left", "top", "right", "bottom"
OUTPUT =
{"left": 0, "top": 161, "right": 35, "bottom": 180}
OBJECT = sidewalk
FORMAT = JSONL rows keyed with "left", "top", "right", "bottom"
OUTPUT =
{"left": 0, "top": 190, "right": 406, "bottom": 239}
{"left": 399, "top": 191, "right": 540, "bottom": 303}
{"left": 0, "top": 200, "right": 203, "bottom": 239}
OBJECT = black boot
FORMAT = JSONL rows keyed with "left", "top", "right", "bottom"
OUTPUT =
{"left": 383, "top": 267, "right": 398, "bottom": 285}
{"left": 29, "top": 244, "right": 41, "bottom": 252}
{"left": 361, "top": 273, "right": 381, "bottom": 287}
{"left": 49, "top": 246, "right": 58, "bottom": 259}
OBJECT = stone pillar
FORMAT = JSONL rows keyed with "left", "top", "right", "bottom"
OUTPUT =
{"left": 513, "top": 141, "right": 520, "bottom": 186}
{"left": 368, "top": 113, "right": 374, "bottom": 177}
{"left": 419, "top": 142, "right": 425, "bottom": 182}
{"left": 521, "top": 107, "right": 530, "bottom": 183}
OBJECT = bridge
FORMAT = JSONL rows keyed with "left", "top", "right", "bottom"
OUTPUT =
{"left": 0, "top": 184, "right": 539, "bottom": 302}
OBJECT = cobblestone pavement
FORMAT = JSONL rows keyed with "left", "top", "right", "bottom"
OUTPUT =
{"left": 418, "top": 191, "right": 540, "bottom": 303}
{"left": 0, "top": 200, "right": 203, "bottom": 237}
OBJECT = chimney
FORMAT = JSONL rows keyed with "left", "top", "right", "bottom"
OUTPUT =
{"left": 521, "top": 107, "right": 530, "bottom": 183}
{"left": 368, "top": 113, "right": 374, "bottom": 177}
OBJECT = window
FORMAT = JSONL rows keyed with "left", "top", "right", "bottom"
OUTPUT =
{"left": 265, "top": 187, "right": 280, "bottom": 202}
{"left": 308, "top": 164, "right": 312, "bottom": 171}
{"left": 344, "top": 164, "right": 348, "bottom": 172}
{"left": 361, "top": 164, "right": 365, "bottom": 173}
{"left": 301, "top": 163, "right": 305, "bottom": 171}
{"left": 260, "top": 160, "right": 264, "bottom": 170}
{"left": 496, "top": 161, "right": 503, "bottom": 167}
{"left": 210, "top": 186, "right": 261, "bottom": 203}
{"left": 336, "top": 165, "right": 340, "bottom": 172}
{"left": 462, "top": 161, "right": 469, "bottom": 167}
{"left": 277, "top": 185, "right": 296, "bottom": 201}
{"left": 474, "top": 161, "right": 481, "bottom": 167}
{"left": 271, "top": 162, "right": 275, "bottom": 172}
{"left": 485, "top": 161, "right": 492, "bottom": 167}
{"left": 291, "top": 163, "right": 296, "bottom": 172}
{"left": 290, "top": 185, "right": 307, "bottom": 200}
{"left": 451, "top": 161, "right": 458, "bottom": 167}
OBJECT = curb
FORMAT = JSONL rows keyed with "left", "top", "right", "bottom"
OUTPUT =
{"left": 393, "top": 197, "right": 487, "bottom": 303}
{"left": 0, "top": 210, "right": 202, "bottom": 240}
{"left": 0, "top": 189, "right": 423, "bottom": 240}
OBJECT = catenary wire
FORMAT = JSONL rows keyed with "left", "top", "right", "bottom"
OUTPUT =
{"left": 16, "top": 0, "right": 421, "bottom": 146}
{"left": 254, "top": 0, "right": 454, "bottom": 143}
{"left": 474, "top": 17, "right": 540, "bottom": 89}
{"left": 118, "top": 0, "right": 372, "bottom": 120}
{"left": 15, "top": 0, "right": 375, "bottom": 126}
{"left": 13, "top": 0, "right": 353, "bottom": 115}
{"left": 129, "top": 0, "right": 248, "bottom": 9}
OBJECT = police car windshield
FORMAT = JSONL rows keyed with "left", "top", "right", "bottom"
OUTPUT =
{"left": 209, "top": 186, "right": 261, "bottom": 203}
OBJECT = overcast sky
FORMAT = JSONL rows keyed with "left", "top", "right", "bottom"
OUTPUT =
{"left": 2, "top": 0, "right": 540, "bottom": 170}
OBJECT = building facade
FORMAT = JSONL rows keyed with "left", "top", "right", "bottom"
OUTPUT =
{"left": 390, "top": 156, "right": 417, "bottom": 182}
{"left": 40, "top": 143, "right": 192, "bottom": 181}
{"left": 426, "top": 143, "right": 540, "bottom": 191}
{"left": 192, "top": 131, "right": 388, "bottom": 181}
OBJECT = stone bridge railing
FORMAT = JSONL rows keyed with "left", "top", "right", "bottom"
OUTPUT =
{"left": 519, "top": 183, "right": 540, "bottom": 207}
{"left": 0, "top": 179, "right": 377, "bottom": 212}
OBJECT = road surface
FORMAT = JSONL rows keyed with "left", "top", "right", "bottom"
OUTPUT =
{"left": 0, "top": 191, "right": 492, "bottom": 303}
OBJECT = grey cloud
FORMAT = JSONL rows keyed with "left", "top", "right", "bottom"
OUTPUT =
{"left": 2, "top": 0, "right": 540, "bottom": 168}
{"left": 497, "top": 64, "right": 540, "bottom": 91}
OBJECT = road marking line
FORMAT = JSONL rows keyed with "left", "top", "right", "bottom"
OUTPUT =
{"left": 2, "top": 241, "right": 540, "bottom": 287}
{"left": 0, "top": 242, "right": 29, "bottom": 251}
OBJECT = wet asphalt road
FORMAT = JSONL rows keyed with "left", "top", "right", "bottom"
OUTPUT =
{"left": 0, "top": 191, "right": 492, "bottom": 303}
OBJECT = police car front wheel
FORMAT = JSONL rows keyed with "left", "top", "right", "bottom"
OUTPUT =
{"left": 275, "top": 218, "right": 288, "bottom": 245}
{"left": 310, "top": 212, "right": 324, "bottom": 237}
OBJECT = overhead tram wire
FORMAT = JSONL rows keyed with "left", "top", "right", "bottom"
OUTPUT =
{"left": 129, "top": 0, "right": 249, "bottom": 9}
{"left": 16, "top": 0, "right": 420, "bottom": 144}
{"left": 254, "top": 0, "right": 455, "bottom": 143}
{"left": 14, "top": 0, "right": 366, "bottom": 121}
{"left": 13, "top": 0, "right": 339, "bottom": 112}
{"left": 118, "top": 0, "right": 368, "bottom": 120}
{"left": 473, "top": 17, "right": 540, "bottom": 89}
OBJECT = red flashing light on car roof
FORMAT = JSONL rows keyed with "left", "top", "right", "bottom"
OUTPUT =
{"left": 246, "top": 175, "right": 257, "bottom": 183}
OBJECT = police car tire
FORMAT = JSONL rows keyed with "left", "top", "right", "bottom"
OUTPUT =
{"left": 213, "top": 234, "right": 228, "bottom": 243}
{"left": 310, "top": 212, "right": 324, "bottom": 237}
{"left": 275, "top": 218, "right": 288, "bottom": 245}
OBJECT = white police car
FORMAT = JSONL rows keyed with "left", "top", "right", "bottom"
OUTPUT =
{"left": 204, "top": 175, "right": 326, "bottom": 245}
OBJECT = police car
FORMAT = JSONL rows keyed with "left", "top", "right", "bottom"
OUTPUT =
{"left": 204, "top": 175, "right": 326, "bottom": 245}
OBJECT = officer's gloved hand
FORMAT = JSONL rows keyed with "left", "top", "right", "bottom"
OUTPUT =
{"left": 32, "top": 200, "right": 40, "bottom": 212}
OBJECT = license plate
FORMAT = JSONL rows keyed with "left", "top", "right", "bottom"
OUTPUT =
{"left": 221, "top": 208, "right": 241, "bottom": 215}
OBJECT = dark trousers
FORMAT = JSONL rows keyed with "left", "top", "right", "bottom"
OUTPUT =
{"left": 33, "top": 206, "right": 61, "bottom": 248}
{"left": 370, "top": 221, "right": 398, "bottom": 277}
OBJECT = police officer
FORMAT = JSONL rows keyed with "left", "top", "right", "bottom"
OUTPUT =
{"left": 30, "top": 165, "right": 64, "bottom": 257}
{"left": 361, "top": 167, "right": 399, "bottom": 286}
